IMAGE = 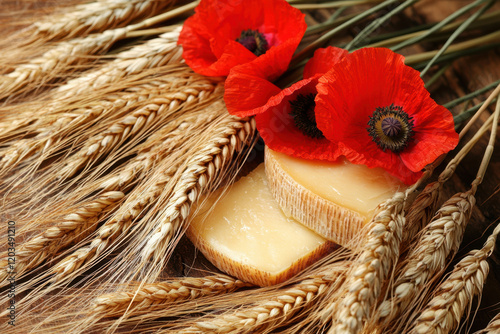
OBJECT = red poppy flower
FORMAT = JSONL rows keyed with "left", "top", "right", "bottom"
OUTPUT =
{"left": 315, "top": 47, "right": 459, "bottom": 184}
{"left": 178, "top": 0, "right": 306, "bottom": 77}
{"left": 225, "top": 45, "right": 348, "bottom": 117}
{"left": 255, "top": 47, "right": 348, "bottom": 160}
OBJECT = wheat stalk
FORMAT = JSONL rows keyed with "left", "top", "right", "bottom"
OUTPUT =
{"left": 33, "top": 0, "right": 173, "bottom": 41}
{"left": 0, "top": 191, "right": 123, "bottom": 286}
{"left": 93, "top": 274, "right": 253, "bottom": 317}
{"left": 408, "top": 222, "right": 500, "bottom": 334}
{"left": 326, "top": 190, "right": 410, "bottom": 334}
{"left": 140, "top": 115, "right": 257, "bottom": 266}
{"left": 55, "top": 27, "right": 183, "bottom": 100}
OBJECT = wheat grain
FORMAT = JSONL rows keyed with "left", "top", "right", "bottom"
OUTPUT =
{"left": 140, "top": 115, "right": 257, "bottom": 265}
{"left": 55, "top": 79, "right": 219, "bottom": 180}
{"left": 55, "top": 27, "right": 183, "bottom": 100}
{"left": 33, "top": 0, "right": 172, "bottom": 41}
{"left": 0, "top": 191, "right": 123, "bottom": 286}
{"left": 180, "top": 265, "right": 349, "bottom": 334}
{"left": 93, "top": 274, "right": 253, "bottom": 317}
{"left": 409, "top": 222, "right": 500, "bottom": 334}
{"left": 474, "top": 311, "right": 500, "bottom": 334}
{"left": 0, "top": 28, "right": 127, "bottom": 100}
{"left": 0, "top": 72, "right": 207, "bottom": 174}
{"left": 375, "top": 190, "right": 476, "bottom": 330}
{"left": 49, "top": 113, "right": 217, "bottom": 280}
{"left": 327, "top": 191, "right": 408, "bottom": 334}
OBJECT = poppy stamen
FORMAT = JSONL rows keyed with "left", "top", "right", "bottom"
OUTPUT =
{"left": 289, "top": 94, "right": 324, "bottom": 139}
{"left": 368, "top": 104, "right": 414, "bottom": 153}
{"left": 236, "top": 29, "right": 269, "bottom": 57}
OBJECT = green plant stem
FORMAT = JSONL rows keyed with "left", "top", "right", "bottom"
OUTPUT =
{"left": 305, "top": 7, "right": 351, "bottom": 36}
{"left": 454, "top": 98, "right": 498, "bottom": 129}
{"left": 404, "top": 30, "right": 500, "bottom": 65}
{"left": 290, "top": 0, "right": 401, "bottom": 67}
{"left": 424, "top": 63, "right": 452, "bottom": 89}
{"left": 346, "top": 0, "right": 421, "bottom": 51}
{"left": 419, "top": 0, "right": 495, "bottom": 77}
{"left": 293, "top": 0, "right": 383, "bottom": 10}
{"left": 445, "top": 79, "right": 500, "bottom": 109}
{"left": 391, "top": 0, "right": 488, "bottom": 51}
{"left": 366, "top": 9, "right": 500, "bottom": 49}
{"left": 457, "top": 83, "right": 500, "bottom": 138}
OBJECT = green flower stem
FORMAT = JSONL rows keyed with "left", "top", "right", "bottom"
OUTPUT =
{"left": 457, "top": 83, "right": 500, "bottom": 137}
{"left": 345, "top": 0, "right": 421, "bottom": 51}
{"left": 445, "top": 79, "right": 500, "bottom": 110}
{"left": 365, "top": 9, "right": 500, "bottom": 49}
{"left": 390, "top": 0, "right": 489, "bottom": 51}
{"left": 404, "top": 29, "right": 500, "bottom": 66}
{"left": 419, "top": 0, "right": 495, "bottom": 77}
{"left": 293, "top": 0, "right": 384, "bottom": 10}
{"left": 290, "top": 0, "right": 401, "bottom": 67}
{"left": 305, "top": 7, "right": 351, "bottom": 36}
{"left": 454, "top": 97, "right": 498, "bottom": 129}
{"left": 424, "top": 63, "right": 452, "bottom": 89}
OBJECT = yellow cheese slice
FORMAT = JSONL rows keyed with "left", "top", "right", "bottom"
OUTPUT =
{"left": 187, "top": 164, "right": 335, "bottom": 287}
{"left": 265, "top": 147, "right": 406, "bottom": 247}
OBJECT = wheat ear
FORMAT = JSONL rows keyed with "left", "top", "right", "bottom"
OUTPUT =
{"left": 376, "top": 97, "right": 500, "bottom": 331}
{"left": 409, "top": 222, "right": 500, "bottom": 334}
{"left": 55, "top": 27, "right": 183, "bottom": 100}
{"left": 93, "top": 274, "right": 253, "bottom": 317}
{"left": 140, "top": 115, "right": 257, "bottom": 265}
{"left": 326, "top": 189, "right": 412, "bottom": 334}
{"left": 0, "top": 73, "right": 204, "bottom": 175}
{"left": 55, "top": 79, "right": 219, "bottom": 180}
{"left": 0, "top": 28, "right": 128, "bottom": 100}
{"left": 404, "top": 114, "right": 494, "bottom": 245}
{"left": 376, "top": 191, "right": 476, "bottom": 327}
{"left": 0, "top": 115, "right": 207, "bottom": 275}
{"left": 474, "top": 311, "right": 500, "bottom": 334}
{"left": 0, "top": 191, "right": 123, "bottom": 286}
{"left": 33, "top": 0, "right": 172, "bottom": 41}
{"left": 49, "top": 113, "right": 217, "bottom": 280}
{"left": 181, "top": 272, "right": 347, "bottom": 334}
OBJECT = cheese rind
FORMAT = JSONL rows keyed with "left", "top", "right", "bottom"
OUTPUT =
{"left": 187, "top": 164, "right": 335, "bottom": 287}
{"left": 265, "top": 147, "right": 406, "bottom": 246}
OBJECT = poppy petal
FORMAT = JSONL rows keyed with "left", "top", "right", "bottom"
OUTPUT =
{"left": 178, "top": 0, "right": 306, "bottom": 77}
{"left": 256, "top": 77, "right": 344, "bottom": 161}
{"left": 315, "top": 47, "right": 458, "bottom": 184}
{"left": 303, "top": 46, "right": 348, "bottom": 79}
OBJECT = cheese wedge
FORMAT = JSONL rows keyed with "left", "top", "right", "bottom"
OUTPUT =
{"left": 265, "top": 147, "right": 406, "bottom": 247}
{"left": 187, "top": 164, "right": 336, "bottom": 287}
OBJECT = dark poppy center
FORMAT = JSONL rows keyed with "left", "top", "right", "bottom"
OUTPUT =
{"left": 236, "top": 29, "right": 269, "bottom": 57}
{"left": 289, "top": 93, "right": 324, "bottom": 139}
{"left": 367, "top": 104, "right": 414, "bottom": 153}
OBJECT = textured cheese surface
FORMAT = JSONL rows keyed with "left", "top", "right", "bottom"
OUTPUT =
{"left": 269, "top": 150, "right": 406, "bottom": 217}
{"left": 189, "top": 164, "right": 330, "bottom": 277}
